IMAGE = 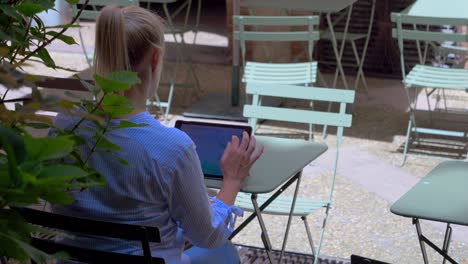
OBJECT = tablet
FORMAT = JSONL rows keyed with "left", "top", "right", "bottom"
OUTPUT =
{"left": 175, "top": 120, "right": 252, "bottom": 180}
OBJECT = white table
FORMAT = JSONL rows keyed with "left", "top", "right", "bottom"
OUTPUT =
{"left": 391, "top": 161, "right": 468, "bottom": 264}
{"left": 205, "top": 136, "right": 328, "bottom": 192}
{"left": 231, "top": 0, "right": 358, "bottom": 106}
{"left": 205, "top": 136, "right": 328, "bottom": 263}
{"left": 403, "top": 0, "right": 468, "bottom": 18}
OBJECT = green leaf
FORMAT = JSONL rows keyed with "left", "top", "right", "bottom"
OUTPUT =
{"left": 101, "top": 94, "right": 134, "bottom": 117}
{"left": 0, "top": 4, "right": 22, "bottom": 20}
{"left": 46, "top": 31, "right": 77, "bottom": 45}
{"left": 64, "top": 90, "right": 82, "bottom": 100}
{"left": 113, "top": 120, "right": 148, "bottom": 130}
{"left": 44, "top": 24, "right": 80, "bottom": 29}
{"left": 15, "top": 3, "right": 46, "bottom": 16}
{"left": 24, "top": 136, "right": 74, "bottom": 161}
{"left": 0, "top": 125, "right": 27, "bottom": 164}
{"left": 108, "top": 71, "right": 140, "bottom": 86}
{"left": 109, "top": 152, "right": 129, "bottom": 165}
{"left": 66, "top": 0, "right": 80, "bottom": 4}
{"left": 19, "top": 161, "right": 42, "bottom": 177}
{"left": 93, "top": 134, "right": 121, "bottom": 151}
{"left": 93, "top": 71, "right": 140, "bottom": 93}
{"left": 0, "top": 232, "right": 60, "bottom": 263}
{"left": 0, "top": 29, "right": 13, "bottom": 41}
{"left": 36, "top": 48, "right": 56, "bottom": 68}
{"left": 25, "top": 122, "right": 52, "bottom": 129}
{"left": 38, "top": 165, "right": 89, "bottom": 179}
{"left": 80, "top": 79, "right": 100, "bottom": 96}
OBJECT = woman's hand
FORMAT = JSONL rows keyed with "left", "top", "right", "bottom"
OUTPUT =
{"left": 217, "top": 132, "right": 264, "bottom": 205}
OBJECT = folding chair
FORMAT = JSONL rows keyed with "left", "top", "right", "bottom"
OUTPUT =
{"left": 12, "top": 207, "right": 165, "bottom": 264}
{"left": 144, "top": 0, "right": 202, "bottom": 123}
{"left": 234, "top": 82, "right": 355, "bottom": 264}
{"left": 391, "top": 13, "right": 468, "bottom": 165}
{"left": 233, "top": 15, "right": 320, "bottom": 140}
{"left": 320, "top": 0, "right": 376, "bottom": 92}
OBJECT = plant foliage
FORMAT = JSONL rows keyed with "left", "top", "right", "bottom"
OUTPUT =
{"left": 0, "top": 0, "right": 146, "bottom": 262}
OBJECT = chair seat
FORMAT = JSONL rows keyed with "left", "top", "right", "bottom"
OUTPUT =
{"left": 321, "top": 31, "right": 367, "bottom": 42}
{"left": 235, "top": 192, "right": 329, "bottom": 216}
{"left": 243, "top": 61, "right": 318, "bottom": 85}
{"left": 405, "top": 65, "right": 468, "bottom": 90}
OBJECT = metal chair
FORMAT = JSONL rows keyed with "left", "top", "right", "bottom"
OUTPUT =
{"left": 233, "top": 15, "right": 320, "bottom": 139}
{"left": 13, "top": 207, "right": 165, "bottom": 264}
{"left": 320, "top": 0, "right": 376, "bottom": 93}
{"left": 144, "top": 0, "right": 202, "bottom": 123}
{"left": 235, "top": 80, "right": 355, "bottom": 263}
{"left": 391, "top": 13, "right": 468, "bottom": 165}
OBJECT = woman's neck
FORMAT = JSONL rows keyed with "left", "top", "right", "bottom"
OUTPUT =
{"left": 116, "top": 83, "right": 149, "bottom": 119}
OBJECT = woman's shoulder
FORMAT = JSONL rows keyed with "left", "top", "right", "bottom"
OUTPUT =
{"left": 126, "top": 114, "right": 194, "bottom": 160}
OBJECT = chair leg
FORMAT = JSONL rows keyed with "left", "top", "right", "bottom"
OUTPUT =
{"left": 313, "top": 207, "right": 331, "bottom": 264}
{"left": 279, "top": 172, "right": 303, "bottom": 263}
{"left": 322, "top": 101, "right": 333, "bottom": 139}
{"left": 251, "top": 194, "right": 274, "bottom": 264}
{"left": 164, "top": 82, "right": 175, "bottom": 124}
{"left": 401, "top": 119, "right": 412, "bottom": 166}
{"left": 301, "top": 216, "right": 316, "bottom": 256}
{"left": 351, "top": 40, "right": 369, "bottom": 94}
{"left": 78, "top": 25, "right": 92, "bottom": 68}
{"left": 162, "top": 4, "right": 201, "bottom": 104}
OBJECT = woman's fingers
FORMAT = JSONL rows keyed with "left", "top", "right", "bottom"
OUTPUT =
{"left": 231, "top": 135, "right": 240, "bottom": 149}
{"left": 220, "top": 141, "right": 231, "bottom": 162}
{"left": 249, "top": 144, "right": 264, "bottom": 167}
{"left": 239, "top": 131, "right": 249, "bottom": 150}
{"left": 246, "top": 134, "right": 256, "bottom": 156}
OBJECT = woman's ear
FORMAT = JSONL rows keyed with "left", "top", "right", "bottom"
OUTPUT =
{"left": 150, "top": 48, "right": 160, "bottom": 72}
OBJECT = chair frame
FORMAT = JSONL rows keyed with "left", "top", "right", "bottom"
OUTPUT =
{"left": 233, "top": 15, "right": 320, "bottom": 140}
{"left": 12, "top": 207, "right": 165, "bottom": 264}
{"left": 391, "top": 12, "right": 468, "bottom": 165}
{"left": 231, "top": 81, "right": 355, "bottom": 264}
{"left": 320, "top": 0, "right": 377, "bottom": 93}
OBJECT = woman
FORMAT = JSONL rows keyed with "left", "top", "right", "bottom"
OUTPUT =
{"left": 52, "top": 5, "right": 263, "bottom": 264}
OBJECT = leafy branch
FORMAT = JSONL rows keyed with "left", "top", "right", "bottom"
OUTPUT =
{"left": 12, "top": 0, "right": 90, "bottom": 68}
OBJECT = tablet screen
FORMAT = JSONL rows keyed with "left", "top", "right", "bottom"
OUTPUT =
{"left": 175, "top": 121, "right": 252, "bottom": 179}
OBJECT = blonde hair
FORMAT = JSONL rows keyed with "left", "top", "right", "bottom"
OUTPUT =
{"left": 94, "top": 5, "right": 165, "bottom": 76}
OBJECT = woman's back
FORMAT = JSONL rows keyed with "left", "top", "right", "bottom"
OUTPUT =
{"left": 52, "top": 111, "right": 195, "bottom": 261}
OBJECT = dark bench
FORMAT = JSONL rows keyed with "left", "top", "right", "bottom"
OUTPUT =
{"left": 13, "top": 207, "right": 165, "bottom": 264}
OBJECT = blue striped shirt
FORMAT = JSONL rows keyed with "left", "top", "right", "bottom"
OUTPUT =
{"left": 52, "top": 111, "right": 237, "bottom": 264}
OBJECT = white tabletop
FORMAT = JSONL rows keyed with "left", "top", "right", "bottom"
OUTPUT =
{"left": 240, "top": 0, "right": 357, "bottom": 13}
{"left": 205, "top": 136, "right": 328, "bottom": 194}
{"left": 404, "top": 0, "right": 468, "bottom": 19}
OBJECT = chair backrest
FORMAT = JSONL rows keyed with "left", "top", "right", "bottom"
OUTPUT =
{"left": 233, "top": 15, "right": 320, "bottom": 65}
{"left": 391, "top": 12, "right": 468, "bottom": 77}
{"left": 72, "top": 0, "right": 139, "bottom": 21}
{"left": 243, "top": 61, "right": 317, "bottom": 85}
{"left": 13, "top": 207, "right": 164, "bottom": 264}
{"left": 244, "top": 80, "right": 355, "bottom": 200}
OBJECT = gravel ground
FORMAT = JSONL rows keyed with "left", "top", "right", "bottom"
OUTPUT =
{"left": 17, "top": 46, "right": 468, "bottom": 264}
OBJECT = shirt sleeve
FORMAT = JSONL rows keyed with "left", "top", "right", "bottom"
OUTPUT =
{"left": 165, "top": 143, "right": 242, "bottom": 249}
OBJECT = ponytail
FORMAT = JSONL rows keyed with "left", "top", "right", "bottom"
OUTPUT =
{"left": 94, "top": 5, "right": 131, "bottom": 76}
{"left": 94, "top": 5, "right": 165, "bottom": 76}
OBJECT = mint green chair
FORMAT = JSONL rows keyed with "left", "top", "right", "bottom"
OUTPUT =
{"left": 235, "top": 82, "right": 355, "bottom": 263}
{"left": 320, "top": 0, "right": 376, "bottom": 92}
{"left": 233, "top": 15, "right": 320, "bottom": 139}
{"left": 391, "top": 13, "right": 468, "bottom": 165}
